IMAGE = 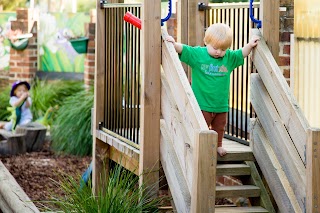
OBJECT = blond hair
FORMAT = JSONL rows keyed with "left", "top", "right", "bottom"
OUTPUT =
{"left": 204, "top": 23, "right": 232, "bottom": 50}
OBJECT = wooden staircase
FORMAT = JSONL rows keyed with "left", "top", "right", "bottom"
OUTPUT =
{"left": 214, "top": 139, "right": 276, "bottom": 213}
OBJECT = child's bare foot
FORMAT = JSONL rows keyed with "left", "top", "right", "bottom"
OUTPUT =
{"left": 0, "top": 122, "right": 5, "bottom": 129}
{"left": 217, "top": 147, "right": 227, "bottom": 157}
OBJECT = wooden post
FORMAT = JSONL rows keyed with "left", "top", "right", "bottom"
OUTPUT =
{"left": 191, "top": 130, "right": 217, "bottom": 213}
{"left": 93, "top": 0, "right": 107, "bottom": 195}
{"left": 187, "top": 0, "right": 208, "bottom": 46}
{"left": 306, "top": 128, "right": 320, "bottom": 213}
{"left": 260, "top": 0, "right": 279, "bottom": 63}
{"left": 139, "top": 0, "right": 161, "bottom": 193}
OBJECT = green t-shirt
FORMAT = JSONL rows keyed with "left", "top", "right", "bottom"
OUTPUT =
{"left": 179, "top": 45, "right": 244, "bottom": 112}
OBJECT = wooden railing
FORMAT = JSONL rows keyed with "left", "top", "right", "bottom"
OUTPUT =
{"left": 160, "top": 29, "right": 218, "bottom": 212}
{"left": 250, "top": 29, "right": 320, "bottom": 212}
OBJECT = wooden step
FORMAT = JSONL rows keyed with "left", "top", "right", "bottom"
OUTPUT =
{"left": 217, "top": 151, "right": 255, "bottom": 162}
{"left": 216, "top": 185, "right": 261, "bottom": 198}
{"left": 216, "top": 163, "right": 251, "bottom": 176}
{"left": 215, "top": 206, "right": 269, "bottom": 213}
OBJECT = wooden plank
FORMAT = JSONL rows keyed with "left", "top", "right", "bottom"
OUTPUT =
{"left": 306, "top": 128, "right": 320, "bottom": 213}
{"left": 260, "top": 0, "right": 279, "bottom": 62}
{"left": 215, "top": 206, "right": 268, "bottom": 213}
{"left": 188, "top": 0, "right": 208, "bottom": 46}
{"left": 217, "top": 139, "right": 255, "bottom": 162}
{"left": 93, "top": 0, "right": 107, "bottom": 194}
{"left": 250, "top": 118, "right": 303, "bottom": 213}
{"left": 139, "top": 0, "right": 161, "bottom": 191}
{"left": 251, "top": 74, "right": 306, "bottom": 210}
{"left": 161, "top": 71, "right": 193, "bottom": 190}
{"left": 161, "top": 29, "right": 208, "bottom": 141}
{"left": 0, "top": 161, "right": 39, "bottom": 213}
{"left": 160, "top": 120, "right": 191, "bottom": 213}
{"left": 251, "top": 29, "right": 309, "bottom": 163}
{"left": 96, "top": 130, "right": 140, "bottom": 175}
{"left": 215, "top": 185, "right": 260, "bottom": 198}
{"left": 190, "top": 130, "right": 217, "bottom": 213}
{"left": 216, "top": 164, "right": 251, "bottom": 176}
{"left": 177, "top": 0, "right": 188, "bottom": 44}
{"left": 245, "top": 161, "right": 276, "bottom": 213}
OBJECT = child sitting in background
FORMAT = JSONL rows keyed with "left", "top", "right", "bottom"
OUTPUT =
{"left": 0, "top": 81, "right": 33, "bottom": 131}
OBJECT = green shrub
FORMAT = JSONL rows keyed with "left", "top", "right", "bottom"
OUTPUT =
{"left": 41, "top": 162, "right": 165, "bottom": 213}
{"left": 31, "top": 78, "right": 84, "bottom": 120}
{"left": 51, "top": 87, "right": 93, "bottom": 156}
{"left": 0, "top": 86, "right": 11, "bottom": 121}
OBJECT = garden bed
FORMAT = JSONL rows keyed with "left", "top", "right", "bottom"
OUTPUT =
{"left": 0, "top": 139, "right": 91, "bottom": 209}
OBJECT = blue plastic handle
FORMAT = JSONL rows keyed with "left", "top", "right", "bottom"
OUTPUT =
{"left": 249, "top": 0, "right": 262, "bottom": 28}
{"left": 161, "top": 0, "right": 172, "bottom": 26}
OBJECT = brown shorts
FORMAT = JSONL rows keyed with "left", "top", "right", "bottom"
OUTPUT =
{"left": 201, "top": 111, "right": 227, "bottom": 147}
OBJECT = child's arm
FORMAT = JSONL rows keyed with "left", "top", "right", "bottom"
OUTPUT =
{"left": 165, "top": 36, "right": 183, "bottom": 54}
{"left": 12, "top": 92, "right": 29, "bottom": 107}
{"left": 242, "top": 35, "right": 260, "bottom": 58}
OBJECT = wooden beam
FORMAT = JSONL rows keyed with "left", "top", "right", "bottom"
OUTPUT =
{"left": 93, "top": 0, "right": 107, "bottom": 195}
{"left": 95, "top": 130, "right": 140, "bottom": 175}
{"left": 188, "top": 0, "right": 208, "bottom": 46}
{"left": 250, "top": 118, "right": 303, "bottom": 213}
{"left": 160, "top": 120, "right": 191, "bottom": 213}
{"left": 190, "top": 130, "right": 217, "bottom": 213}
{"left": 250, "top": 74, "right": 306, "bottom": 210}
{"left": 177, "top": 0, "right": 188, "bottom": 44}
{"left": 139, "top": 0, "right": 161, "bottom": 192}
{"left": 260, "top": 0, "right": 279, "bottom": 62}
{"left": 306, "top": 128, "right": 320, "bottom": 213}
{"left": 251, "top": 29, "right": 309, "bottom": 163}
{"left": 161, "top": 71, "right": 193, "bottom": 191}
{"left": 0, "top": 161, "right": 39, "bottom": 213}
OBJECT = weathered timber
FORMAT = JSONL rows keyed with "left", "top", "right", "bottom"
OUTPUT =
{"left": 0, "top": 161, "right": 40, "bottom": 213}
{"left": 215, "top": 206, "right": 269, "bottom": 213}
{"left": 250, "top": 118, "right": 303, "bottom": 213}
{"left": 216, "top": 164, "right": 251, "bottom": 176}
{"left": 160, "top": 119, "right": 191, "bottom": 213}
{"left": 15, "top": 122, "right": 47, "bottom": 152}
{"left": 190, "top": 129, "right": 217, "bottom": 213}
{"left": 306, "top": 128, "right": 320, "bottom": 213}
{"left": 251, "top": 29, "right": 309, "bottom": 163}
{"left": 161, "top": 71, "right": 193, "bottom": 189}
{"left": 251, "top": 74, "right": 306, "bottom": 210}
{"left": 95, "top": 129, "right": 139, "bottom": 175}
{"left": 215, "top": 185, "right": 260, "bottom": 198}
{"left": 0, "top": 129, "right": 26, "bottom": 156}
{"left": 245, "top": 161, "right": 276, "bottom": 213}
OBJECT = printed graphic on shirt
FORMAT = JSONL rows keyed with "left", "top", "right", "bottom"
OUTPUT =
{"left": 201, "top": 64, "right": 228, "bottom": 76}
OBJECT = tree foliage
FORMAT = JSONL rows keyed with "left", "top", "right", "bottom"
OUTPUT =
{"left": 1, "top": 0, "right": 27, "bottom": 11}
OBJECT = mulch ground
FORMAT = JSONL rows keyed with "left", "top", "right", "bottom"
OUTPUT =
{"left": 0, "top": 140, "right": 92, "bottom": 209}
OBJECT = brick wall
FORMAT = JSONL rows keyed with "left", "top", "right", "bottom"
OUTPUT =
{"left": 9, "top": 8, "right": 37, "bottom": 86}
{"left": 279, "top": 0, "right": 294, "bottom": 83}
{"left": 84, "top": 10, "right": 96, "bottom": 88}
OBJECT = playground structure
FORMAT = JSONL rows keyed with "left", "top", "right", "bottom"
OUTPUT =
{"left": 93, "top": 0, "right": 320, "bottom": 212}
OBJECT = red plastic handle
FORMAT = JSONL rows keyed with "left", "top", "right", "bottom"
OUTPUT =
{"left": 124, "top": 11, "right": 141, "bottom": 30}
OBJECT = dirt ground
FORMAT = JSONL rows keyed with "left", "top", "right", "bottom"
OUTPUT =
{"left": 0, "top": 140, "right": 234, "bottom": 211}
{"left": 0, "top": 140, "right": 92, "bottom": 209}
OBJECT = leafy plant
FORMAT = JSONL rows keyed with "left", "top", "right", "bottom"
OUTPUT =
{"left": 51, "top": 87, "right": 93, "bottom": 156}
{"left": 0, "top": 86, "right": 11, "bottom": 121}
{"left": 30, "top": 78, "right": 83, "bottom": 120}
{"left": 41, "top": 162, "right": 165, "bottom": 213}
